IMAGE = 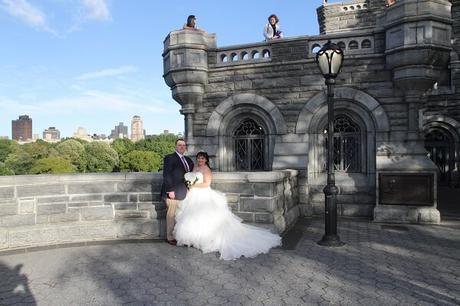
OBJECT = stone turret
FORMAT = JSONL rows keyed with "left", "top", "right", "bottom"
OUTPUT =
{"left": 373, "top": 0, "right": 452, "bottom": 224}
{"left": 317, "top": 0, "right": 387, "bottom": 35}
{"left": 163, "top": 30, "right": 216, "bottom": 141}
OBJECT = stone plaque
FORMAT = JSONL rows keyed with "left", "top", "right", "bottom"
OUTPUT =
{"left": 379, "top": 173, "right": 433, "bottom": 206}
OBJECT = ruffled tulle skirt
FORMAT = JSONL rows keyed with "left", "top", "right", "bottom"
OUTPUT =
{"left": 174, "top": 187, "right": 281, "bottom": 260}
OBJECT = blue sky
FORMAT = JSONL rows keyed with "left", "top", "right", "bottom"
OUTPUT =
{"left": 0, "top": 0, "right": 329, "bottom": 138}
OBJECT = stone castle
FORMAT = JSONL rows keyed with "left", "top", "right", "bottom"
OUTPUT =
{"left": 163, "top": 0, "right": 460, "bottom": 224}
{"left": 1, "top": 0, "right": 459, "bottom": 251}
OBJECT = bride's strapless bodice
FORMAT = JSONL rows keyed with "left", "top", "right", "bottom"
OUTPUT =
{"left": 193, "top": 171, "right": 204, "bottom": 184}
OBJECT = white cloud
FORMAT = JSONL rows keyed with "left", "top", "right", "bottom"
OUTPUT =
{"left": 81, "top": 0, "right": 110, "bottom": 21}
{"left": 75, "top": 66, "right": 138, "bottom": 81}
{"left": 0, "top": 90, "right": 170, "bottom": 116}
{"left": 0, "top": 0, "right": 56, "bottom": 34}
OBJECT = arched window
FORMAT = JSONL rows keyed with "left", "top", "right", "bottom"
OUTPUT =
{"left": 425, "top": 128, "right": 455, "bottom": 185}
{"left": 234, "top": 119, "right": 265, "bottom": 171}
{"left": 323, "top": 114, "right": 361, "bottom": 172}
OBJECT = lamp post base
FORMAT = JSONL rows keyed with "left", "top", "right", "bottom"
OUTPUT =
{"left": 317, "top": 235, "right": 345, "bottom": 247}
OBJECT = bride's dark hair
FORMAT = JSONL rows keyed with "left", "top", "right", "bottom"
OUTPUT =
{"left": 196, "top": 151, "right": 211, "bottom": 169}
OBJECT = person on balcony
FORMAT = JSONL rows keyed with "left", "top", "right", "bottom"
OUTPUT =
{"left": 183, "top": 15, "right": 204, "bottom": 32}
{"left": 263, "top": 14, "right": 283, "bottom": 41}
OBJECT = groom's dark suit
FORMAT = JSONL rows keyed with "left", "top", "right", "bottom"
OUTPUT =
{"left": 161, "top": 151, "right": 194, "bottom": 242}
{"left": 161, "top": 152, "right": 194, "bottom": 200}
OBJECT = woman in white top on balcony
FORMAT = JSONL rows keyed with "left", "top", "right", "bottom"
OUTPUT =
{"left": 263, "top": 14, "right": 283, "bottom": 41}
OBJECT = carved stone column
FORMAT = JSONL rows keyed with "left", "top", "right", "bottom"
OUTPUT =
{"left": 374, "top": 0, "right": 452, "bottom": 224}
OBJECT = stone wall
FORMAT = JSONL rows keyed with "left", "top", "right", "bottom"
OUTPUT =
{"left": 317, "top": 0, "right": 386, "bottom": 35}
{"left": 163, "top": 0, "right": 455, "bottom": 223}
{"left": 0, "top": 170, "right": 298, "bottom": 251}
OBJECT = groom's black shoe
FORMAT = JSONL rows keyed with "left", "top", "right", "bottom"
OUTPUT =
{"left": 166, "top": 239, "right": 177, "bottom": 246}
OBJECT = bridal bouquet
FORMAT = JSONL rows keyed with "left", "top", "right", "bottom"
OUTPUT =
{"left": 184, "top": 172, "right": 198, "bottom": 189}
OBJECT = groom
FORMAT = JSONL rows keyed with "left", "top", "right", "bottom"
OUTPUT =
{"left": 161, "top": 138, "right": 194, "bottom": 245}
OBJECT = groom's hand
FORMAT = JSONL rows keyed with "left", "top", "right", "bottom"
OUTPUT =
{"left": 167, "top": 191, "right": 175, "bottom": 199}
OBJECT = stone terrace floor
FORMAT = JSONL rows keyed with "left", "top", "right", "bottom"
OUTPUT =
{"left": 1, "top": 216, "right": 459, "bottom": 306}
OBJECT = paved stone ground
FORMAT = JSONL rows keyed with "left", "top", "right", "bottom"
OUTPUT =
{"left": 1, "top": 217, "right": 459, "bottom": 306}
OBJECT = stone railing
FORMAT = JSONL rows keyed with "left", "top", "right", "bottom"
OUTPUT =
{"left": 216, "top": 43, "right": 272, "bottom": 66}
{"left": 212, "top": 33, "right": 377, "bottom": 68}
{"left": 0, "top": 170, "right": 298, "bottom": 251}
{"left": 308, "top": 35, "right": 376, "bottom": 57}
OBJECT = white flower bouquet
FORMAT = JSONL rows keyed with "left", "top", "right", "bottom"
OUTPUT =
{"left": 184, "top": 172, "right": 198, "bottom": 189}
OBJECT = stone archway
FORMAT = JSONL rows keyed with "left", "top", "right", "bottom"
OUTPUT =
{"left": 296, "top": 87, "right": 390, "bottom": 216}
{"left": 206, "top": 93, "right": 287, "bottom": 171}
{"left": 423, "top": 115, "right": 460, "bottom": 216}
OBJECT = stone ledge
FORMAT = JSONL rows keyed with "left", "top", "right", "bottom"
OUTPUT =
{"left": 0, "top": 238, "right": 162, "bottom": 256}
{"left": 0, "top": 219, "right": 163, "bottom": 251}
{"left": 373, "top": 205, "right": 441, "bottom": 224}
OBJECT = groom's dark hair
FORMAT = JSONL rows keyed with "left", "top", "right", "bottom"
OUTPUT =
{"left": 175, "top": 138, "right": 186, "bottom": 145}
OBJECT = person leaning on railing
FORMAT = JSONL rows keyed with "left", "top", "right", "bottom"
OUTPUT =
{"left": 263, "top": 14, "right": 283, "bottom": 41}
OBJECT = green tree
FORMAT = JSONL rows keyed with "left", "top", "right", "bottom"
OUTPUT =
{"left": 0, "top": 139, "right": 17, "bottom": 163}
{"left": 4, "top": 148, "right": 34, "bottom": 175}
{"left": 23, "top": 140, "right": 53, "bottom": 160}
{"left": 111, "top": 138, "right": 135, "bottom": 157}
{"left": 0, "top": 162, "right": 14, "bottom": 176}
{"left": 84, "top": 142, "right": 119, "bottom": 173}
{"left": 55, "top": 139, "right": 87, "bottom": 171}
{"left": 120, "top": 150, "right": 161, "bottom": 172}
{"left": 30, "top": 157, "right": 75, "bottom": 174}
{"left": 135, "top": 134, "right": 177, "bottom": 170}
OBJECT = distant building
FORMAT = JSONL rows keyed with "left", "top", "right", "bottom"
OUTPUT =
{"left": 73, "top": 127, "right": 92, "bottom": 141}
{"left": 91, "top": 134, "right": 108, "bottom": 141}
{"left": 43, "top": 127, "right": 60, "bottom": 141}
{"left": 163, "top": 129, "right": 170, "bottom": 134}
{"left": 110, "top": 122, "right": 128, "bottom": 139}
{"left": 131, "top": 115, "right": 145, "bottom": 142}
{"left": 12, "top": 115, "right": 32, "bottom": 141}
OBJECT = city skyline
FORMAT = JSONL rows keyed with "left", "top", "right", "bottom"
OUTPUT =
{"left": 7, "top": 113, "right": 159, "bottom": 141}
{"left": 0, "top": 0, "right": 326, "bottom": 138}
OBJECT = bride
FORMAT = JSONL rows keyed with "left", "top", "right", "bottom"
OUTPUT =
{"left": 174, "top": 151, "right": 281, "bottom": 260}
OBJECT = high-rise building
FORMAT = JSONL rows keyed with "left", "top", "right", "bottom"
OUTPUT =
{"left": 73, "top": 127, "right": 92, "bottom": 141}
{"left": 12, "top": 115, "right": 32, "bottom": 141}
{"left": 131, "top": 115, "right": 145, "bottom": 141}
{"left": 110, "top": 122, "right": 128, "bottom": 139}
{"left": 43, "top": 127, "right": 60, "bottom": 141}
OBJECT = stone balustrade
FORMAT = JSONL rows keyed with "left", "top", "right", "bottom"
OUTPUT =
{"left": 216, "top": 43, "right": 272, "bottom": 66}
{"left": 309, "top": 35, "right": 376, "bottom": 56}
{"left": 212, "top": 34, "right": 376, "bottom": 69}
{"left": 0, "top": 170, "right": 298, "bottom": 252}
{"left": 340, "top": 2, "right": 368, "bottom": 12}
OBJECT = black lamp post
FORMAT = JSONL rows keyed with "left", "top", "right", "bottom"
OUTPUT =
{"left": 316, "top": 40, "right": 345, "bottom": 247}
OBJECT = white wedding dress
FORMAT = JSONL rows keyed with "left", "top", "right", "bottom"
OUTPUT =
{"left": 174, "top": 172, "right": 281, "bottom": 260}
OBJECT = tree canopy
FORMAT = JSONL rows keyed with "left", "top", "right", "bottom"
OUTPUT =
{"left": 0, "top": 133, "right": 179, "bottom": 176}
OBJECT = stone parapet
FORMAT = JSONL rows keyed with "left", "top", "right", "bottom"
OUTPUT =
{"left": 0, "top": 171, "right": 299, "bottom": 252}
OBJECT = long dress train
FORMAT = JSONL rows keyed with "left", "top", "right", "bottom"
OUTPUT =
{"left": 174, "top": 172, "right": 281, "bottom": 260}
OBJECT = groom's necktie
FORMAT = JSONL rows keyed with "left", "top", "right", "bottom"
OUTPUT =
{"left": 181, "top": 156, "right": 190, "bottom": 172}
